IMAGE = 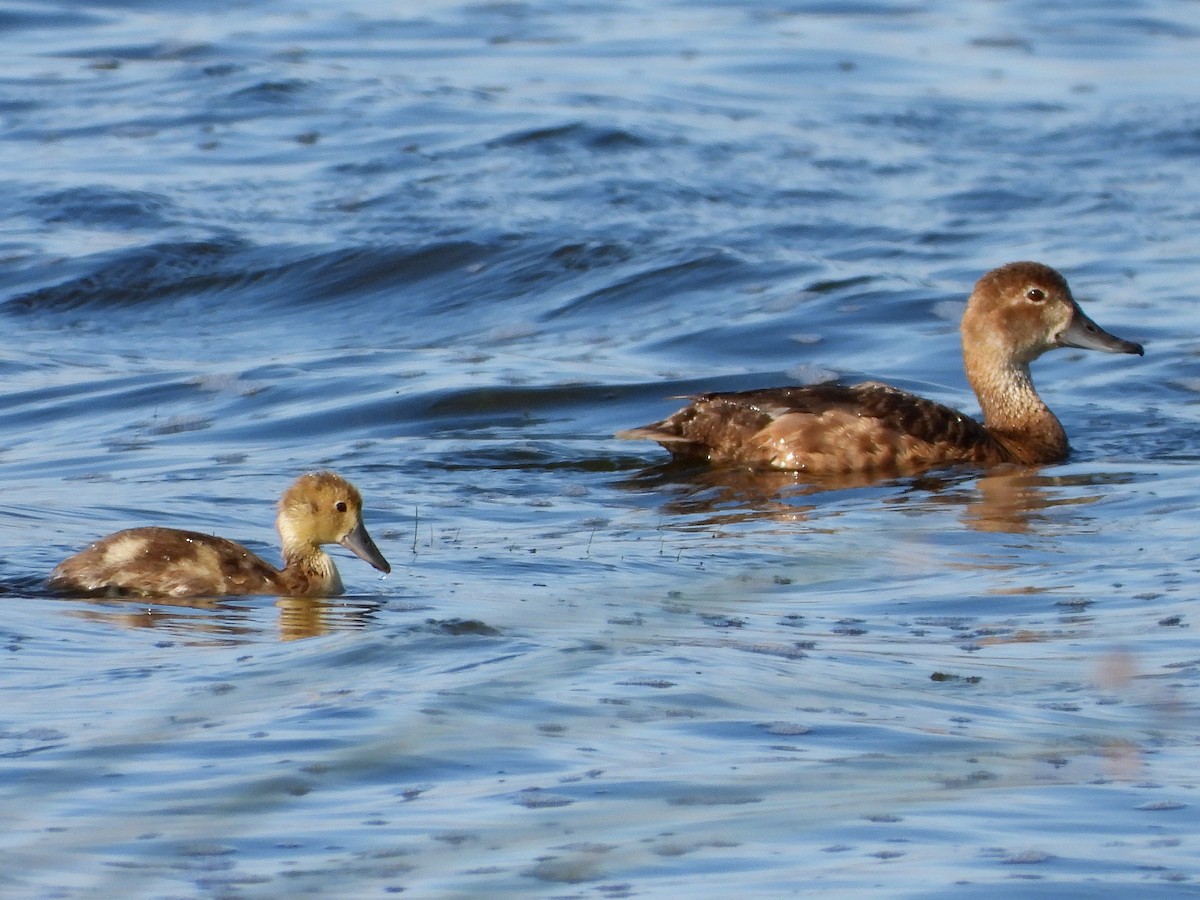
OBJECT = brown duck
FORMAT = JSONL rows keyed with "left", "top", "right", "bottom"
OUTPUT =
{"left": 48, "top": 471, "right": 391, "bottom": 598}
{"left": 618, "top": 262, "right": 1143, "bottom": 475}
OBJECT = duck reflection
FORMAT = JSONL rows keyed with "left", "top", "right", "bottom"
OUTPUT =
{"left": 962, "top": 470, "right": 1094, "bottom": 533}
{"left": 54, "top": 593, "right": 383, "bottom": 643}
{"left": 620, "top": 461, "right": 1125, "bottom": 535}
{"left": 619, "top": 462, "right": 827, "bottom": 526}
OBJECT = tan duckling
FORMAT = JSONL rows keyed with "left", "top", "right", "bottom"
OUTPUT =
{"left": 618, "top": 262, "right": 1143, "bottom": 475}
{"left": 48, "top": 471, "right": 391, "bottom": 598}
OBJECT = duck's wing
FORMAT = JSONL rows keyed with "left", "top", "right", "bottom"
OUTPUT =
{"left": 618, "top": 382, "right": 1004, "bottom": 473}
{"left": 48, "top": 526, "right": 284, "bottom": 598}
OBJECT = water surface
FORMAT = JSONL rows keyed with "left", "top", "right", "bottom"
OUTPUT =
{"left": 1, "top": 0, "right": 1199, "bottom": 896}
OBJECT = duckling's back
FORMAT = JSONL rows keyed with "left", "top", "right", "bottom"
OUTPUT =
{"left": 48, "top": 526, "right": 283, "bottom": 598}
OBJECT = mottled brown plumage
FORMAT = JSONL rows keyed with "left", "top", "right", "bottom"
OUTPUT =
{"left": 618, "top": 262, "right": 1143, "bottom": 476}
{"left": 48, "top": 471, "right": 391, "bottom": 598}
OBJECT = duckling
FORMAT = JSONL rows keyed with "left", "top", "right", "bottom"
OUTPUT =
{"left": 48, "top": 471, "right": 391, "bottom": 598}
{"left": 618, "top": 262, "right": 1143, "bottom": 475}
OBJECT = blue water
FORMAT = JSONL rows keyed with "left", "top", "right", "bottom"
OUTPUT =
{"left": 2, "top": 0, "right": 1199, "bottom": 896}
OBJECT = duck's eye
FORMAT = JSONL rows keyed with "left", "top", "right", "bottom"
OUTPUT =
{"left": 1026, "top": 288, "right": 1047, "bottom": 303}
{"left": 335, "top": 501, "right": 348, "bottom": 513}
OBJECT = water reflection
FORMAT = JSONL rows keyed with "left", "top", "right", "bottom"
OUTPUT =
{"left": 54, "top": 594, "right": 384, "bottom": 642}
{"left": 620, "top": 463, "right": 1132, "bottom": 535}
{"left": 275, "top": 596, "right": 382, "bottom": 641}
{"left": 617, "top": 462, "right": 825, "bottom": 525}
{"left": 961, "top": 470, "right": 1090, "bottom": 533}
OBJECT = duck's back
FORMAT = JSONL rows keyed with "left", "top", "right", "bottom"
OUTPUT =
{"left": 48, "top": 526, "right": 283, "bottom": 598}
{"left": 620, "top": 383, "right": 1007, "bottom": 474}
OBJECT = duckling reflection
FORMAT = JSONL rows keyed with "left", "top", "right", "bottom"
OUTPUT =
{"left": 48, "top": 471, "right": 390, "bottom": 598}
{"left": 54, "top": 594, "right": 383, "bottom": 643}
{"left": 59, "top": 596, "right": 257, "bottom": 643}
{"left": 276, "top": 596, "right": 382, "bottom": 641}
{"left": 619, "top": 262, "right": 1143, "bottom": 475}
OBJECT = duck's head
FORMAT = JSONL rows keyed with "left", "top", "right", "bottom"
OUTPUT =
{"left": 963, "top": 261, "right": 1143, "bottom": 367}
{"left": 277, "top": 471, "right": 391, "bottom": 573}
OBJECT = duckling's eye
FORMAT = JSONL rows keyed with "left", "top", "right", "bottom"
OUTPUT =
{"left": 1026, "top": 288, "right": 1047, "bottom": 303}
{"left": 335, "top": 501, "right": 348, "bottom": 513}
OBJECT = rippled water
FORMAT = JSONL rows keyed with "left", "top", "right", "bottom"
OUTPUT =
{"left": 2, "top": 0, "right": 1199, "bottom": 896}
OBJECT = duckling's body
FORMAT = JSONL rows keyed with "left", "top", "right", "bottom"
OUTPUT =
{"left": 618, "top": 262, "right": 1143, "bottom": 476}
{"left": 48, "top": 471, "right": 391, "bottom": 598}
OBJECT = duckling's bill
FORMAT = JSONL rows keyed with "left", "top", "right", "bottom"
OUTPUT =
{"left": 340, "top": 519, "right": 391, "bottom": 574}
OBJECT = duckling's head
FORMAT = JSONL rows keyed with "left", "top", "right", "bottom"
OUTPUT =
{"left": 276, "top": 471, "right": 391, "bottom": 573}
{"left": 963, "top": 261, "right": 1143, "bottom": 368}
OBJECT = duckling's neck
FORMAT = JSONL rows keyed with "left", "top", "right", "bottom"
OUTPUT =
{"left": 278, "top": 527, "right": 344, "bottom": 596}
{"left": 966, "top": 358, "right": 1069, "bottom": 465}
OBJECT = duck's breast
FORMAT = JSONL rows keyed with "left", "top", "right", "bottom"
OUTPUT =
{"left": 48, "top": 526, "right": 282, "bottom": 598}
{"left": 273, "top": 550, "right": 343, "bottom": 598}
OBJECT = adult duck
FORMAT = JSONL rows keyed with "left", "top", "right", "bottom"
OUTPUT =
{"left": 617, "top": 262, "right": 1143, "bottom": 475}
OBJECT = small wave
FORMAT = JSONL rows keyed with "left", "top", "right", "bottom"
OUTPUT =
{"left": 30, "top": 185, "right": 179, "bottom": 230}
{"left": 50, "top": 40, "right": 216, "bottom": 63}
{"left": 0, "top": 7, "right": 103, "bottom": 34}
{"left": 3, "top": 238, "right": 249, "bottom": 313}
{"left": 227, "top": 78, "right": 315, "bottom": 105}
{"left": 1, "top": 238, "right": 494, "bottom": 316}
{"left": 542, "top": 248, "right": 750, "bottom": 321}
{"left": 486, "top": 122, "right": 654, "bottom": 152}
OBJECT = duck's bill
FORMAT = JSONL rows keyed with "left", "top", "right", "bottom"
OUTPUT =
{"left": 1059, "top": 308, "right": 1144, "bottom": 356}
{"left": 340, "top": 519, "right": 392, "bottom": 573}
